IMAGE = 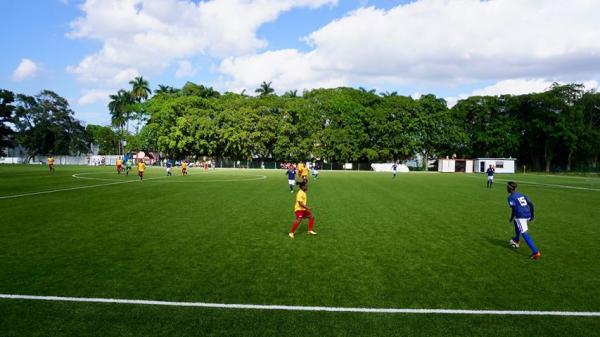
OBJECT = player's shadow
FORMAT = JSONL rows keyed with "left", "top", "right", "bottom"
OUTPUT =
{"left": 483, "top": 236, "right": 527, "bottom": 255}
{"left": 485, "top": 236, "right": 508, "bottom": 248}
{"left": 484, "top": 236, "right": 511, "bottom": 249}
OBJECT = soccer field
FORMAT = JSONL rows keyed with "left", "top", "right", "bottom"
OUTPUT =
{"left": 1, "top": 165, "right": 599, "bottom": 336}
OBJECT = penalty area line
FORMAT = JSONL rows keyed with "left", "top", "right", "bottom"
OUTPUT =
{"left": 1, "top": 294, "right": 599, "bottom": 317}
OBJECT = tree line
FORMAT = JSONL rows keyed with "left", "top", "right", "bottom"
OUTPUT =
{"left": 1, "top": 81, "right": 599, "bottom": 172}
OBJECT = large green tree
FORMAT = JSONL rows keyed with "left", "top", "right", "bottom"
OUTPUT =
{"left": 14, "top": 90, "right": 88, "bottom": 161}
{"left": 135, "top": 82, "right": 598, "bottom": 171}
{"left": 452, "top": 95, "right": 520, "bottom": 158}
{"left": 86, "top": 124, "right": 119, "bottom": 155}
{"left": 0, "top": 89, "right": 16, "bottom": 156}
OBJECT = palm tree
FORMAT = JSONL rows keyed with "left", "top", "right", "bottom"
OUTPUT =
{"left": 108, "top": 90, "right": 133, "bottom": 154}
{"left": 380, "top": 91, "right": 398, "bottom": 97}
{"left": 255, "top": 81, "right": 275, "bottom": 97}
{"left": 284, "top": 89, "right": 298, "bottom": 98}
{"left": 359, "top": 87, "right": 376, "bottom": 94}
{"left": 129, "top": 76, "right": 151, "bottom": 102}
{"left": 155, "top": 84, "right": 178, "bottom": 94}
{"left": 129, "top": 76, "right": 151, "bottom": 134}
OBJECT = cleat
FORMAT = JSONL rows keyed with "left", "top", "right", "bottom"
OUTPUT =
{"left": 288, "top": 233, "right": 294, "bottom": 238}
{"left": 509, "top": 239, "right": 520, "bottom": 248}
{"left": 531, "top": 252, "right": 541, "bottom": 260}
{"left": 308, "top": 230, "right": 317, "bottom": 235}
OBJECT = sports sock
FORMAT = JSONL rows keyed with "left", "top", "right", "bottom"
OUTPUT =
{"left": 290, "top": 220, "right": 300, "bottom": 234}
{"left": 513, "top": 222, "right": 520, "bottom": 243}
{"left": 521, "top": 232, "right": 538, "bottom": 254}
{"left": 308, "top": 217, "right": 315, "bottom": 231}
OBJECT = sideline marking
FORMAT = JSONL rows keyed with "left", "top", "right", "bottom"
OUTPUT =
{"left": 0, "top": 176, "right": 166, "bottom": 200}
{"left": 72, "top": 172, "right": 124, "bottom": 182}
{"left": 165, "top": 174, "right": 267, "bottom": 183}
{"left": 467, "top": 175, "right": 600, "bottom": 192}
{"left": 1, "top": 294, "right": 599, "bottom": 317}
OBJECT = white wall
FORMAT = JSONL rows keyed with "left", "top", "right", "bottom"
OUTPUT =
{"left": 465, "top": 160, "right": 474, "bottom": 173}
{"left": 371, "top": 163, "right": 410, "bottom": 172}
{"left": 438, "top": 159, "right": 455, "bottom": 172}
{"left": 475, "top": 159, "right": 515, "bottom": 173}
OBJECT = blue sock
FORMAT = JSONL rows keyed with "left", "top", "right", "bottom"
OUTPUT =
{"left": 521, "top": 232, "right": 538, "bottom": 254}
{"left": 513, "top": 222, "right": 520, "bottom": 242}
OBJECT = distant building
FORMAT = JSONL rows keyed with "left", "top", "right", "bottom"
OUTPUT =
{"left": 438, "top": 158, "right": 474, "bottom": 173}
{"left": 474, "top": 158, "right": 516, "bottom": 173}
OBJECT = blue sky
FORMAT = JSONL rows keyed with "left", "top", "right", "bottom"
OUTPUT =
{"left": 2, "top": 0, "right": 599, "bottom": 126}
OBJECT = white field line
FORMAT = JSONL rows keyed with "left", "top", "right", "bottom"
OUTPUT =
{"left": 0, "top": 175, "right": 166, "bottom": 200}
{"left": 469, "top": 175, "right": 600, "bottom": 192}
{"left": 165, "top": 175, "right": 267, "bottom": 183}
{"left": 1, "top": 294, "right": 599, "bottom": 317}
{"left": 71, "top": 172, "right": 124, "bottom": 182}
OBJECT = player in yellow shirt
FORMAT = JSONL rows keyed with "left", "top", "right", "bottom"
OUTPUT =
{"left": 116, "top": 157, "right": 123, "bottom": 174}
{"left": 288, "top": 181, "right": 317, "bottom": 238}
{"left": 137, "top": 160, "right": 145, "bottom": 181}
{"left": 300, "top": 164, "right": 309, "bottom": 182}
{"left": 181, "top": 161, "right": 188, "bottom": 176}
{"left": 47, "top": 156, "right": 55, "bottom": 172}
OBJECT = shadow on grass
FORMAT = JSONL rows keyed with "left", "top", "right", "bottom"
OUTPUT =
{"left": 483, "top": 236, "right": 527, "bottom": 256}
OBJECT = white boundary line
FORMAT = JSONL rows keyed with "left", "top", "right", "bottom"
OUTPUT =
{"left": 0, "top": 176, "right": 166, "bottom": 200}
{"left": 165, "top": 174, "right": 267, "bottom": 183}
{"left": 71, "top": 172, "right": 124, "bottom": 182}
{"left": 0, "top": 172, "right": 267, "bottom": 199}
{"left": 1, "top": 294, "right": 599, "bottom": 316}
{"left": 467, "top": 175, "right": 600, "bottom": 192}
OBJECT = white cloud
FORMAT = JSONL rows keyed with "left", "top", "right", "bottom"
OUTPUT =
{"left": 77, "top": 89, "right": 113, "bottom": 106}
{"left": 66, "top": 0, "right": 337, "bottom": 90}
{"left": 12, "top": 59, "right": 39, "bottom": 81}
{"left": 220, "top": 0, "right": 600, "bottom": 92}
{"left": 445, "top": 78, "right": 600, "bottom": 107}
{"left": 470, "top": 79, "right": 556, "bottom": 97}
{"left": 219, "top": 49, "right": 346, "bottom": 93}
{"left": 175, "top": 60, "right": 198, "bottom": 78}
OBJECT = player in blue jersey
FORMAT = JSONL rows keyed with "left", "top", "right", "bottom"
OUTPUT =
{"left": 312, "top": 162, "right": 319, "bottom": 180}
{"left": 392, "top": 163, "right": 398, "bottom": 178}
{"left": 286, "top": 166, "right": 296, "bottom": 193}
{"left": 506, "top": 181, "right": 541, "bottom": 260}
{"left": 486, "top": 164, "right": 495, "bottom": 188}
{"left": 166, "top": 160, "right": 172, "bottom": 176}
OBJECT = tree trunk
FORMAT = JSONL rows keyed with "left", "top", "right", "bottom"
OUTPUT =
{"left": 422, "top": 151, "right": 428, "bottom": 171}
{"left": 531, "top": 155, "right": 541, "bottom": 172}
{"left": 544, "top": 141, "right": 552, "bottom": 173}
{"left": 566, "top": 150, "right": 573, "bottom": 172}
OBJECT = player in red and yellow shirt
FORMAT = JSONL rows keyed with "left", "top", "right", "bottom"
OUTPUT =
{"left": 288, "top": 181, "right": 317, "bottom": 238}
{"left": 137, "top": 160, "right": 145, "bottom": 181}
{"left": 181, "top": 161, "right": 188, "bottom": 176}
{"left": 116, "top": 157, "right": 123, "bottom": 174}
{"left": 47, "top": 156, "right": 55, "bottom": 172}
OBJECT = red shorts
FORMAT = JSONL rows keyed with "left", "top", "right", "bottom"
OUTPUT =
{"left": 295, "top": 210, "right": 312, "bottom": 219}
{"left": 138, "top": 171, "right": 144, "bottom": 177}
{"left": 182, "top": 168, "right": 187, "bottom": 173}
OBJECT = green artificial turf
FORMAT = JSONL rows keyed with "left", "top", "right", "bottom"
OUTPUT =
{"left": 1, "top": 165, "right": 599, "bottom": 336}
